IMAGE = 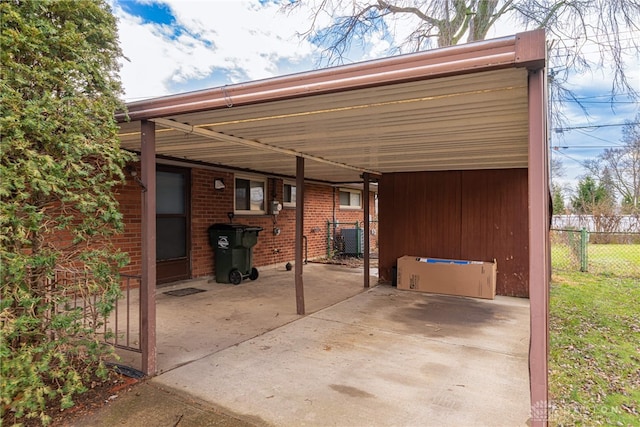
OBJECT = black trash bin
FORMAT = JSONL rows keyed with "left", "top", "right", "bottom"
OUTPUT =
{"left": 207, "top": 223, "right": 263, "bottom": 285}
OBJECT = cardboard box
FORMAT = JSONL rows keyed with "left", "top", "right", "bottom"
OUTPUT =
{"left": 396, "top": 256, "right": 497, "bottom": 299}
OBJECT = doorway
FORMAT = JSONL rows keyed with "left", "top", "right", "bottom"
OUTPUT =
{"left": 156, "top": 165, "right": 191, "bottom": 284}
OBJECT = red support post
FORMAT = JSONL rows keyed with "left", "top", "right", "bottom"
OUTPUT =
{"left": 295, "top": 156, "right": 305, "bottom": 315}
{"left": 528, "top": 68, "right": 550, "bottom": 426}
{"left": 140, "top": 120, "right": 157, "bottom": 376}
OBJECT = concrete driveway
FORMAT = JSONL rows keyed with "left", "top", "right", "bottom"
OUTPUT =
{"left": 111, "top": 263, "right": 530, "bottom": 426}
{"left": 151, "top": 275, "right": 530, "bottom": 426}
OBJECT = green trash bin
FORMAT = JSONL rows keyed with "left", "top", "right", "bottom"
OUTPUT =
{"left": 208, "top": 223, "right": 263, "bottom": 285}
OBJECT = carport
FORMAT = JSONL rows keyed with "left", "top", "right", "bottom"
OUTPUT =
{"left": 117, "top": 29, "right": 549, "bottom": 424}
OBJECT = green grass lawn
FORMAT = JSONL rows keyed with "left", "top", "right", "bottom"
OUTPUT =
{"left": 552, "top": 243, "right": 640, "bottom": 278}
{"left": 549, "top": 271, "right": 640, "bottom": 425}
{"left": 588, "top": 244, "right": 640, "bottom": 277}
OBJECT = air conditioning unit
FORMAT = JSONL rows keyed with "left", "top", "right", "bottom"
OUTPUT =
{"left": 342, "top": 228, "right": 364, "bottom": 256}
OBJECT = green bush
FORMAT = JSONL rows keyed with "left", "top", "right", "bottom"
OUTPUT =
{"left": 0, "top": 1, "right": 132, "bottom": 424}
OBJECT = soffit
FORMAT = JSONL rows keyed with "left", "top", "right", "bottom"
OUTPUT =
{"left": 118, "top": 67, "right": 529, "bottom": 183}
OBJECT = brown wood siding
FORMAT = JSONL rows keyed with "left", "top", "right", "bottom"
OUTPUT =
{"left": 460, "top": 169, "right": 529, "bottom": 297}
{"left": 379, "top": 169, "right": 529, "bottom": 297}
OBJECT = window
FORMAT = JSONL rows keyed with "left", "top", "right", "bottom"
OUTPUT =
{"left": 283, "top": 183, "right": 296, "bottom": 207}
{"left": 235, "top": 176, "right": 266, "bottom": 214}
{"left": 339, "top": 188, "right": 362, "bottom": 209}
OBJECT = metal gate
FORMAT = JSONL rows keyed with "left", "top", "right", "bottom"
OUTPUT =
{"left": 53, "top": 270, "right": 141, "bottom": 353}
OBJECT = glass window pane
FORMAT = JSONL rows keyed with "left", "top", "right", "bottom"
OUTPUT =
{"left": 157, "top": 171, "right": 185, "bottom": 214}
{"left": 339, "top": 191, "right": 350, "bottom": 206}
{"left": 250, "top": 180, "right": 264, "bottom": 211}
{"left": 351, "top": 192, "right": 361, "bottom": 207}
{"left": 284, "top": 185, "right": 290, "bottom": 203}
{"left": 157, "top": 217, "right": 186, "bottom": 260}
{"left": 290, "top": 186, "right": 296, "bottom": 204}
{"left": 235, "top": 178, "right": 249, "bottom": 211}
{"left": 284, "top": 184, "right": 296, "bottom": 204}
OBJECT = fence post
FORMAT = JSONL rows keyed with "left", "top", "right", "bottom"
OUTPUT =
{"left": 580, "top": 227, "right": 589, "bottom": 272}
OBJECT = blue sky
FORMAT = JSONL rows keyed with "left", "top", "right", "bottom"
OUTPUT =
{"left": 111, "top": 0, "right": 639, "bottom": 195}
{"left": 119, "top": 0, "right": 175, "bottom": 25}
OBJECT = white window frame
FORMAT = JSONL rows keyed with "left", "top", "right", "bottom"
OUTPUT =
{"left": 339, "top": 188, "right": 362, "bottom": 210}
{"left": 283, "top": 181, "right": 296, "bottom": 208}
{"left": 234, "top": 175, "right": 267, "bottom": 215}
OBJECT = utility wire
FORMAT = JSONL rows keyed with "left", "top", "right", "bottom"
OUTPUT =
{"left": 553, "top": 149, "right": 593, "bottom": 170}
{"left": 564, "top": 100, "right": 637, "bottom": 104}
{"left": 573, "top": 129, "right": 626, "bottom": 146}
{"left": 568, "top": 93, "right": 639, "bottom": 99}
{"left": 552, "top": 145, "right": 622, "bottom": 149}
{"left": 555, "top": 122, "right": 640, "bottom": 132}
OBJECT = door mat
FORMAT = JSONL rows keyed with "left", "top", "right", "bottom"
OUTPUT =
{"left": 163, "top": 287, "right": 206, "bottom": 297}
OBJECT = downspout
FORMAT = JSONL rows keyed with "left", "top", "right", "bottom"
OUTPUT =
{"left": 332, "top": 187, "right": 336, "bottom": 226}
{"left": 332, "top": 187, "right": 337, "bottom": 256}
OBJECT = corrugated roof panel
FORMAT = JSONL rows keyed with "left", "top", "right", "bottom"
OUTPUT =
{"left": 118, "top": 68, "right": 530, "bottom": 182}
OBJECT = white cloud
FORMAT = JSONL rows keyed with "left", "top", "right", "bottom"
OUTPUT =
{"left": 114, "top": 0, "right": 318, "bottom": 101}
{"left": 116, "top": 12, "right": 179, "bottom": 100}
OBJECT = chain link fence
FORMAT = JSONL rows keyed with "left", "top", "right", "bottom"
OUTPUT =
{"left": 551, "top": 228, "right": 640, "bottom": 278}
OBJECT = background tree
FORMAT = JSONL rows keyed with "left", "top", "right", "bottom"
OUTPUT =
{"left": 283, "top": 0, "right": 639, "bottom": 106}
{"left": 549, "top": 153, "right": 567, "bottom": 216}
{"left": 604, "top": 116, "right": 639, "bottom": 214}
{"left": 551, "top": 156, "right": 565, "bottom": 183}
{"left": 0, "top": 1, "right": 131, "bottom": 423}
{"left": 552, "top": 183, "right": 565, "bottom": 215}
{"left": 571, "top": 175, "right": 621, "bottom": 232}
{"left": 585, "top": 114, "right": 640, "bottom": 214}
{"left": 571, "top": 176, "right": 611, "bottom": 214}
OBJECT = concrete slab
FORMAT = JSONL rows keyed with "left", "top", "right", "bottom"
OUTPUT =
{"left": 115, "top": 263, "right": 372, "bottom": 373}
{"left": 154, "top": 285, "right": 531, "bottom": 426}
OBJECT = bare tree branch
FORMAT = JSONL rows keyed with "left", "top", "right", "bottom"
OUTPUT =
{"left": 282, "top": 0, "right": 640, "bottom": 101}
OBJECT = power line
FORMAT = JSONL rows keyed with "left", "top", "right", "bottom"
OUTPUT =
{"left": 573, "top": 129, "right": 626, "bottom": 146}
{"left": 554, "top": 122, "right": 640, "bottom": 132}
{"left": 553, "top": 149, "right": 592, "bottom": 169}
{"left": 567, "top": 93, "right": 639, "bottom": 100}
{"left": 551, "top": 44, "right": 639, "bottom": 54}
{"left": 564, "top": 100, "right": 637, "bottom": 104}
{"left": 578, "top": 95, "right": 636, "bottom": 99}
{"left": 552, "top": 145, "right": 621, "bottom": 149}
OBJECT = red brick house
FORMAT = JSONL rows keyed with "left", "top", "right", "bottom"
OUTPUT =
{"left": 115, "top": 29, "right": 550, "bottom": 422}
{"left": 114, "top": 163, "right": 376, "bottom": 284}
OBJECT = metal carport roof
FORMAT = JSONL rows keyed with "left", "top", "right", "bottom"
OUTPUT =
{"left": 117, "top": 30, "right": 543, "bottom": 184}
{"left": 117, "top": 29, "right": 550, "bottom": 426}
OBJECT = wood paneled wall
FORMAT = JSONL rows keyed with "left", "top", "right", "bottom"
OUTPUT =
{"left": 379, "top": 169, "right": 529, "bottom": 297}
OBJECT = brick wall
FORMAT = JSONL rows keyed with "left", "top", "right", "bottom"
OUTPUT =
{"left": 190, "top": 169, "right": 235, "bottom": 277}
{"left": 113, "top": 163, "right": 142, "bottom": 276}
{"left": 115, "top": 163, "right": 375, "bottom": 282}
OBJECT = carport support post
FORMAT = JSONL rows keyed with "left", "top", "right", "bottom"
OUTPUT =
{"left": 141, "top": 120, "right": 157, "bottom": 376}
{"left": 295, "top": 156, "right": 305, "bottom": 315}
{"left": 363, "top": 173, "right": 370, "bottom": 288}
{"left": 528, "top": 68, "right": 549, "bottom": 425}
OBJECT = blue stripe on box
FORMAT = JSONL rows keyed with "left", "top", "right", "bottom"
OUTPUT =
{"left": 416, "top": 257, "right": 471, "bottom": 265}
